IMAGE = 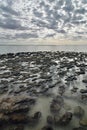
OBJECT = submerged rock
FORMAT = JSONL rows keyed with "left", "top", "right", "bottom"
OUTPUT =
{"left": 80, "top": 89, "right": 87, "bottom": 94}
{"left": 58, "top": 85, "right": 65, "bottom": 96}
{"left": 33, "top": 111, "right": 42, "bottom": 119}
{"left": 47, "top": 116, "right": 54, "bottom": 124}
{"left": 72, "top": 127, "right": 86, "bottom": 130}
{"left": 9, "top": 125, "right": 24, "bottom": 130}
{"left": 41, "top": 125, "right": 54, "bottom": 130}
{"left": 82, "top": 79, "right": 87, "bottom": 84}
{"left": 79, "top": 118, "right": 87, "bottom": 126}
{"left": 54, "top": 112, "right": 72, "bottom": 126}
{"left": 0, "top": 113, "right": 9, "bottom": 124}
{"left": 71, "top": 87, "right": 78, "bottom": 94}
{"left": 74, "top": 106, "right": 85, "bottom": 118}
{"left": 28, "top": 111, "right": 42, "bottom": 124}
{"left": 9, "top": 113, "right": 28, "bottom": 123}
{"left": 50, "top": 96, "right": 64, "bottom": 112}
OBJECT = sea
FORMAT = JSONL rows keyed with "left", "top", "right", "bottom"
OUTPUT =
{"left": 0, "top": 44, "right": 87, "bottom": 54}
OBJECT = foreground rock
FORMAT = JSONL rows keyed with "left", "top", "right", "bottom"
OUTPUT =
{"left": 50, "top": 96, "right": 64, "bottom": 112}
{"left": 73, "top": 127, "right": 86, "bottom": 130}
{"left": 9, "top": 125, "right": 24, "bottom": 130}
{"left": 54, "top": 112, "right": 72, "bottom": 125}
{"left": 79, "top": 118, "right": 87, "bottom": 126}
{"left": 80, "top": 89, "right": 87, "bottom": 94}
{"left": 74, "top": 106, "right": 85, "bottom": 118}
{"left": 28, "top": 111, "right": 42, "bottom": 125}
{"left": 47, "top": 115, "right": 54, "bottom": 124}
{"left": 41, "top": 125, "right": 53, "bottom": 130}
{"left": 0, "top": 95, "right": 36, "bottom": 124}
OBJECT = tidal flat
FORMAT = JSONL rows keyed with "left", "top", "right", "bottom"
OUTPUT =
{"left": 0, "top": 51, "right": 87, "bottom": 130}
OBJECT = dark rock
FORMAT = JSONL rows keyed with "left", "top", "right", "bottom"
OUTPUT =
{"left": 65, "top": 75, "right": 77, "bottom": 81}
{"left": 9, "top": 125, "right": 24, "bottom": 130}
{"left": 54, "top": 112, "right": 72, "bottom": 125}
{"left": 14, "top": 125, "right": 24, "bottom": 130}
{"left": 81, "top": 94, "right": 87, "bottom": 102}
{"left": 74, "top": 106, "right": 84, "bottom": 118}
{"left": 50, "top": 96, "right": 64, "bottom": 112}
{"left": 47, "top": 116, "right": 54, "bottom": 124}
{"left": 82, "top": 79, "right": 87, "bottom": 84}
{"left": 71, "top": 87, "right": 78, "bottom": 93}
{"left": 0, "top": 113, "right": 9, "bottom": 124}
{"left": 58, "top": 85, "right": 65, "bottom": 96}
{"left": 79, "top": 118, "right": 87, "bottom": 126}
{"left": 28, "top": 111, "right": 41, "bottom": 124}
{"left": 0, "top": 85, "right": 8, "bottom": 94}
{"left": 41, "top": 125, "right": 54, "bottom": 130}
{"left": 80, "top": 89, "right": 87, "bottom": 94}
{"left": 33, "top": 111, "right": 42, "bottom": 119}
{"left": 10, "top": 113, "right": 28, "bottom": 123}
{"left": 72, "top": 127, "right": 86, "bottom": 130}
{"left": 0, "top": 96, "right": 34, "bottom": 115}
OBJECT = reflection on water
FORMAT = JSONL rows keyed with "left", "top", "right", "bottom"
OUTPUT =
{"left": 0, "top": 45, "right": 87, "bottom": 54}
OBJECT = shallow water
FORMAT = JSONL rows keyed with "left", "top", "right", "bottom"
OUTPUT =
{"left": 0, "top": 51, "right": 87, "bottom": 130}
{"left": 24, "top": 95, "right": 87, "bottom": 130}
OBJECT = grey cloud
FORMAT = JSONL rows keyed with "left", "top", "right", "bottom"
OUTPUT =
{"left": 0, "top": 5, "right": 20, "bottom": 16}
{"left": 45, "top": 33, "right": 56, "bottom": 38}
{"left": 0, "top": 33, "right": 13, "bottom": 40}
{"left": 57, "top": 30, "right": 66, "bottom": 34}
{"left": 0, "top": 0, "right": 87, "bottom": 41}
{"left": 0, "top": 18, "right": 27, "bottom": 30}
{"left": 82, "top": 0, "right": 87, "bottom": 4}
{"left": 14, "top": 33, "right": 38, "bottom": 39}
{"left": 33, "top": 9, "right": 43, "bottom": 18}
{"left": 71, "top": 20, "right": 87, "bottom": 25}
{"left": 75, "top": 8, "right": 86, "bottom": 14}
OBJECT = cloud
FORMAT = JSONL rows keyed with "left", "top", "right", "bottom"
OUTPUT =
{"left": 0, "top": 0, "right": 87, "bottom": 43}
{"left": 0, "top": 5, "right": 20, "bottom": 16}
{"left": 14, "top": 33, "right": 38, "bottom": 39}
{"left": 0, "top": 18, "right": 27, "bottom": 30}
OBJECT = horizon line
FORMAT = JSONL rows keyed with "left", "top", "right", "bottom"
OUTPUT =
{"left": 0, "top": 44, "right": 87, "bottom": 46}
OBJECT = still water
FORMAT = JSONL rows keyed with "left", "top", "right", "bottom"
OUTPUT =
{"left": 0, "top": 45, "right": 87, "bottom": 54}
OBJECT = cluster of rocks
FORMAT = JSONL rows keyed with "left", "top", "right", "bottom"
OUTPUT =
{"left": 43, "top": 95, "right": 87, "bottom": 130}
{"left": 0, "top": 51, "right": 87, "bottom": 130}
{"left": 0, "top": 95, "right": 42, "bottom": 130}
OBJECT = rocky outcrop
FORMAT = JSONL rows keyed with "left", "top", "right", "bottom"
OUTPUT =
{"left": 0, "top": 95, "right": 36, "bottom": 124}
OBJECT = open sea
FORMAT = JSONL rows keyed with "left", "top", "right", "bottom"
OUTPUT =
{"left": 0, "top": 45, "right": 87, "bottom": 54}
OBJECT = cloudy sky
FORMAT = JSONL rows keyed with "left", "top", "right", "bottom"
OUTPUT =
{"left": 0, "top": 0, "right": 87, "bottom": 45}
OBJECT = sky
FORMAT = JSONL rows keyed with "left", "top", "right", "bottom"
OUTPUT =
{"left": 0, "top": 0, "right": 87, "bottom": 45}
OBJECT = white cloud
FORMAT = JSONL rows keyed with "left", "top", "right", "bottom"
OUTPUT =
{"left": 0, "top": 0, "right": 87, "bottom": 43}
